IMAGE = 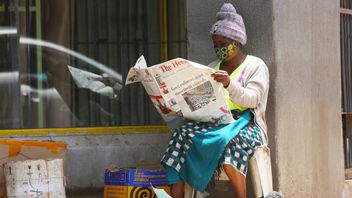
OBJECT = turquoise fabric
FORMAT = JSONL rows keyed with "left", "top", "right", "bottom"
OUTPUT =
{"left": 163, "top": 110, "right": 251, "bottom": 192}
{"left": 164, "top": 165, "right": 182, "bottom": 184}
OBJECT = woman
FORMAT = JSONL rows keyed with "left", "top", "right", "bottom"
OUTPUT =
{"left": 161, "top": 3, "right": 269, "bottom": 198}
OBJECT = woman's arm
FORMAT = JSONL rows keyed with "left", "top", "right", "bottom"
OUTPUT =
{"left": 226, "top": 64, "right": 269, "bottom": 108}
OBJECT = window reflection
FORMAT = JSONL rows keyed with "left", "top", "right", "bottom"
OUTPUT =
{"left": 0, "top": 0, "right": 187, "bottom": 129}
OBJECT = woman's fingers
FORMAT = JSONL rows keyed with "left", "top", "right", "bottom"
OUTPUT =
{"left": 212, "top": 70, "right": 227, "bottom": 75}
{"left": 212, "top": 70, "right": 231, "bottom": 87}
{"left": 212, "top": 71, "right": 227, "bottom": 78}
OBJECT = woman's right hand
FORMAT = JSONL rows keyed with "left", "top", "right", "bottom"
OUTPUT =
{"left": 212, "top": 70, "right": 231, "bottom": 88}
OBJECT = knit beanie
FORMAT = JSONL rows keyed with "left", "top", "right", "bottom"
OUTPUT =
{"left": 210, "top": 3, "right": 247, "bottom": 45}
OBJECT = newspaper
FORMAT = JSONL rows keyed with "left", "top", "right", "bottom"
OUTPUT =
{"left": 126, "top": 55, "right": 234, "bottom": 129}
{"left": 151, "top": 185, "right": 172, "bottom": 198}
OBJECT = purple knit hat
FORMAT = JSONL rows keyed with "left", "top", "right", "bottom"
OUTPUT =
{"left": 210, "top": 3, "right": 247, "bottom": 45}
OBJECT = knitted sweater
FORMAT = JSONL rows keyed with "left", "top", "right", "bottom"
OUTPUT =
{"left": 209, "top": 55, "right": 270, "bottom": 145}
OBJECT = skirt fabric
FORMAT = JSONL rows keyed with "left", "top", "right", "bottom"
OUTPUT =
{"left": 222, "top": 123, "right": 263, "bottom": 176}
{"left": 161, "top": 110, "right": 263, "bottom": 191}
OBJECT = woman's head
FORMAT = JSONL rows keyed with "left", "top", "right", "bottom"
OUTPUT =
{"left": 210, "top": 3, "right": 246, "bottom": 57}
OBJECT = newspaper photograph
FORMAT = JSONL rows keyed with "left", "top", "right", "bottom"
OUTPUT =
{"left": 126, "top": 55, "right": 234, "bottom": 129}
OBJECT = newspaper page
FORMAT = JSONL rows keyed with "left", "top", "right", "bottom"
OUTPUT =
{"left": 126, "top": 55, "right": 234, "bottom": 129}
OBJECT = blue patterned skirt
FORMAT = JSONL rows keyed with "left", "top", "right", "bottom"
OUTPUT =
{"left": 160, "top": 110, "right": 263, "bottom": 192}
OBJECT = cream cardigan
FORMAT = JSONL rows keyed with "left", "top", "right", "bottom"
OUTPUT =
{"left": 209, "top": 55, "right": 270, "bottom": 145}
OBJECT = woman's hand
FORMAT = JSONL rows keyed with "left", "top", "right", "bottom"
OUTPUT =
{"left": 212, "top": 70, "right": 231, "bottom": 88}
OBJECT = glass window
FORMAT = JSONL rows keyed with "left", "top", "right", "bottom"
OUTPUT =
{"left": 0, "top": 0, "right": 187, "bottom": 129}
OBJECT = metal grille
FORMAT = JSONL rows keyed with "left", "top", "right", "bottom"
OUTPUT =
{"left": 341, "top": 1, "right": 352, "bottom": 112}
{"left": 342, "top": 0, "right": 352, "bottom": 9}
{"left": 72, "top": 0, "right": 187, "bottom": 126}
{"left": 341, "top": 0, "right": 352, "bottom": 173}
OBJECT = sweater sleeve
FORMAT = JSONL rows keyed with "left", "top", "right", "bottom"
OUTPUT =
{"left": 225, "top": 62, "right": 269, "bottom": 108}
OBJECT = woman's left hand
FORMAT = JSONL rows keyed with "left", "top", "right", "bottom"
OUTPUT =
{"left": 212, "top": 70, "right": 231, "bottom": 88}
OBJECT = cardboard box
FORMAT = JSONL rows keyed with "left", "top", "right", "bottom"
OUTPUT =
{"left": 104, "top": 167, "right": 170, "bottom": 198}
{"left": 5, "top": 159, "right": 66, "bottom": 198}
{"left": 0, "top": 140, "right": 67, "bottom": 198}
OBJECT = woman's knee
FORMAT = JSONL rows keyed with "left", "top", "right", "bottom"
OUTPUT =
{"left": 223, "top": 164, "right": 238, "bottom": 175}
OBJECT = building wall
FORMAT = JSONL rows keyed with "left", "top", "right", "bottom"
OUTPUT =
{"left": 186, "top": 0, "right": 273, "bottom": 66}
{"left": 272, "top": 0, "right": 344, "bottom": 197}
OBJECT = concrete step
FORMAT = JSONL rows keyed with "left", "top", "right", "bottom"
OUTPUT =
{"left": 66, "top": 188, "right": 103, "bottom": 198}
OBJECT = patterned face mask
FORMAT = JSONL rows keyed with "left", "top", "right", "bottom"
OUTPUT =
{"left": 214, "top": 42, "right": 237, "bottom": 61}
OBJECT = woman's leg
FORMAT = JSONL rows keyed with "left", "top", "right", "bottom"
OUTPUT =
{"left": 223, "top": 164, "right": 246, "bottom": 198}
{"left": 171, "top": 181, "right": 185, "bottom": 198}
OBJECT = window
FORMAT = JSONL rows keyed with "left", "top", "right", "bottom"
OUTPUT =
{"left": 340, "top": 0, "right": 352, "bottom": 178}
{"left": 0, "top": 0, "right": 187, "bottom": 129}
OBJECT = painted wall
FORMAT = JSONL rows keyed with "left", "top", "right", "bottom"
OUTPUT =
{"left": 272, "top": 0, "right": 344, "bottom": 197}
{"left": 186, "top": 0, "right": 272, "bottom": 67}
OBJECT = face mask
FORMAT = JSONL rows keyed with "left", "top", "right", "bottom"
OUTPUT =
{"left": 214, "top": 42, "right": 237, "bottom": 61}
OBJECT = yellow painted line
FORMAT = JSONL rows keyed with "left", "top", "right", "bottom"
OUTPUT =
{"left": 35, "top": 0, "right": 44, "bottom": 128}
{"left": 0, "top": 126, "right": 170, "bottom": 136}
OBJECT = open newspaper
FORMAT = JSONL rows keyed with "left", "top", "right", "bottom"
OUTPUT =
{"left": 126, "top": 55, "right": 234, "bottom": 129}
